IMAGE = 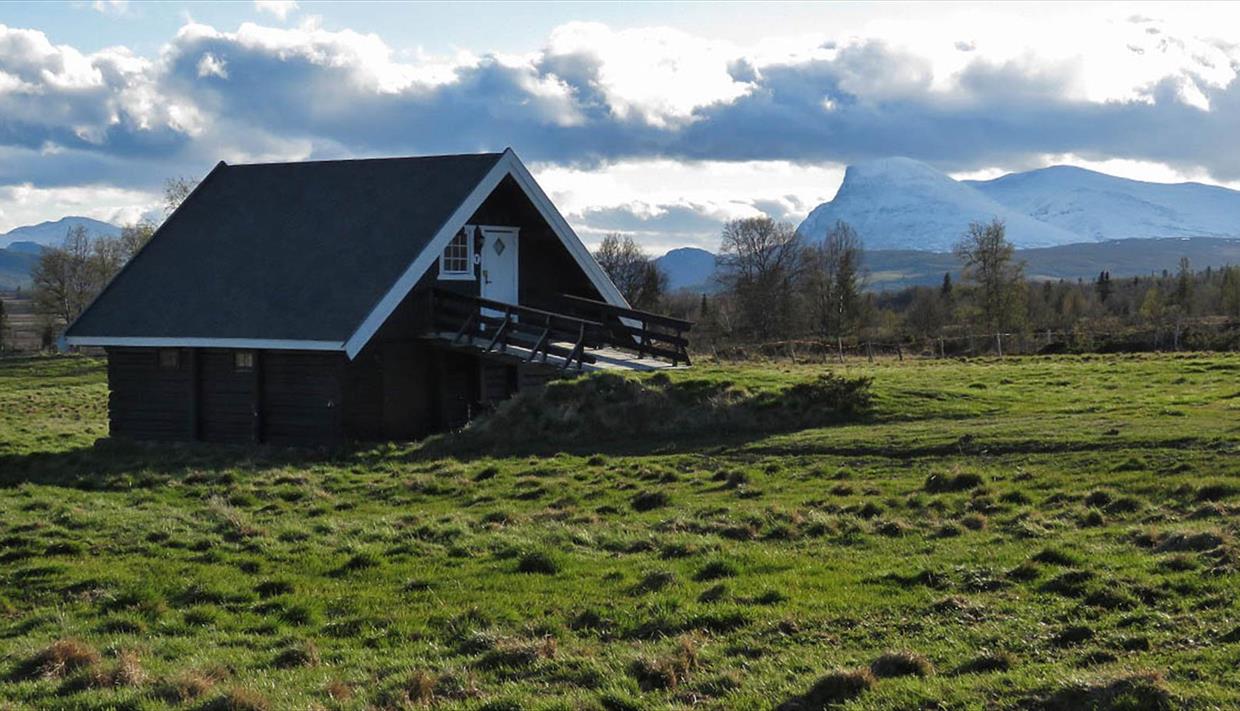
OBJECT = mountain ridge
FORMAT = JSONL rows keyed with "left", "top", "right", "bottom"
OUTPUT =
{"left": 0, "top": 216, "right": 121, "bottom": 249}
{"left": 796, "top": 158, "right": 1240, "bottom": 252}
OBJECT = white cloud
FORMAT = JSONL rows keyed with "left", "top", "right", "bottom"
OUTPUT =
{"left": 254, "top": 1, "right": 299, "bottom": 22}
{"left": 91, "top": 0, "right": 129, "bottom": 16}
{"left": 195, "top": 52, "right": 228, "bottom": 79}
{"left": 0, "top": 183, "right": 158, "bottom": 233}
{"left": 534, "top": 159, "right": 846, "bottom": 252}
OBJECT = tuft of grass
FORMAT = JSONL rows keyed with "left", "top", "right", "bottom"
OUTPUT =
{"left": 516, "top": 549, "right": 560, "bottom": 574}
{"left": 870, "top": 650, "right": 934, "bottom": 678}
{"left": 13, "top": 638, "right": 101, "bottom": 681}
{"left": 630, "top": 490, "right": 669, "bottom": 512}
{"left": 1034, "top": 670, "right": 1174, "bottom": 711}
{"left": 795, "top": 668, "right": 876, "bottom": 707}
{"left": 955, "top": 650, "right": 1016, "bottom": 674}
{"left": 694, "top": 559, "right": 739, "bottom": 581}
{"left": 628, "top": 635, "right": 700, "bottom": 691}
{"left": 924, "top": 471, "right": 984, "bottom": 493}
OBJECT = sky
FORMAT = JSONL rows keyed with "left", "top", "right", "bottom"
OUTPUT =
{"left": 2, "top": 1, "right": 1240, "bottom": 253}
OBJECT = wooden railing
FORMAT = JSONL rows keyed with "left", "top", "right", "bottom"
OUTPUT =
{"left": 556, "top": 293, "right": 693, "bottom": 366}
{"left": 431, "top": 289, "right": 604, "bottom": 370}
{"left": 430, "top": 289, "right": 694, "bottom": 368}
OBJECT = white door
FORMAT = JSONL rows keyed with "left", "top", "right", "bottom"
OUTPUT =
{"left": 480, "top": 227, "right": 519, "bottom": 309}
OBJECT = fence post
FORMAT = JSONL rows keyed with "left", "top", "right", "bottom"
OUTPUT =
{"left": 837, "top": 336, "right": 845, "bottom": 363}
{"left": 939, "top": 336, "right": 946, "bottom": 359}
{"left": 896, "top": 343, "right": 903, "bottom": 361}
{"left": 995, "top": 332, "right": 1003, "bottom": 357}
{"left": 866, "top": 341, "right": 874, "bottom": 363}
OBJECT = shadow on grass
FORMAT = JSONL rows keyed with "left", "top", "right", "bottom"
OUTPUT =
{"left": 0, "top": 438, "right": 362, "bottom": 491}
{"left": 0, "top": 371, "right": 881, "bottom": 485}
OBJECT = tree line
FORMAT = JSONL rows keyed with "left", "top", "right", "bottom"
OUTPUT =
{"left": 593, "top": 217, "right": 1240, "bottom": 355}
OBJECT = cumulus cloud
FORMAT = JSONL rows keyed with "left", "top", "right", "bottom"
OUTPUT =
{"left": 2, "top": 11, "right": 1240, "bottom": 244}
{"left": 254, "top": 1, "right": 299, "bottom": 21}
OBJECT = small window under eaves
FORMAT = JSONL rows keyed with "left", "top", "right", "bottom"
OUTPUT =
{"left": 439, "top": 227, "right": 474, "bottom": 280}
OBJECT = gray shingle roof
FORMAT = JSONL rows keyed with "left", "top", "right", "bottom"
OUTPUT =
{"left": 66, "top": 152, "right": 504, "bottom": 344}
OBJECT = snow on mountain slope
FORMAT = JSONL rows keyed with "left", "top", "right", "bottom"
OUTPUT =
{"left": 965, "top": 165, "right": 1240, "bottom": 242}
{"left": 797, "top": 158, "right": 1083, "bottom": 251}
{"left": 0, "top": 216, "right": 121, "bottom": 249}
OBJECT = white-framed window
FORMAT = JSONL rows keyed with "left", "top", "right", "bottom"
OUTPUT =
{"left": 439, "top": 227, "right": 475, "bottom": 280}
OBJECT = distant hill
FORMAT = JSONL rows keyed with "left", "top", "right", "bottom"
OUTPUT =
{"left": 0, "top": 216, "right": 120, "bottom": 249}
{"left": 659, "top": 237, "right": 1240, "bottom": 293}
{"left": 797, "top": 158, "right": 1240, "bottom": 251}
{"left": 867, "top": 237, "right": 1240, "bottom": 290}
{"left": 0, "top": 246, "right": 40, "bottom": 290}
{"left": 654, "top": 247, "right": 717, "bottom": 292}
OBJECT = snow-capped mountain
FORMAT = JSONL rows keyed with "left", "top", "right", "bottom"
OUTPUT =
{"left": 965, "top": 165, "right": 1240, "bottom": 242}
{"left": 797, "top": 158, "right": 1240, "bottom": 251}
{"left": 0, "top": 216, "right": 121, "bottom": 249}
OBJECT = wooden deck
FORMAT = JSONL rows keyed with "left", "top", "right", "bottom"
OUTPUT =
{"left": 430, "top": 332, "right": 685, "bottom": 371}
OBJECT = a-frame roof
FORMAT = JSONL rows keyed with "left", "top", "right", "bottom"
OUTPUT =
{"left": 64, "top": 149, "right": 626, "bottom": 359}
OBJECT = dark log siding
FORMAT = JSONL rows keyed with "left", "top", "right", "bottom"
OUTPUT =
{"left": 261, "top": 351, "right": 345, "bottom": 445}
{"left": 199, "top": 350, "right": 258, "bottom": 444}
{"left": 102, "top": 177, "right": 598, "bottom": 445}
{"left": 107, "top": 348, "right": 195, "bottom": 441}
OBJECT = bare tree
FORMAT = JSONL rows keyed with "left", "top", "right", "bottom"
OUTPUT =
{"left": 118, "top": 221, "right": 156, "bottom": 261}
{"left": 593, "top": 233, "right": 665, "bottom": 308}
{"left": 954, "top": 219, "right": 1024, "bottom": 332}
{"left": 164, "top": 176, "right": 199, "bottom": 216}
{"left": 804, "top": 219, "right": 864, "bottom": 339}
{"left": 716, "top": 216, "right": 803, "bottom": 339}
{"left": 32, "top": 225, "right": 98, "bottom": 327}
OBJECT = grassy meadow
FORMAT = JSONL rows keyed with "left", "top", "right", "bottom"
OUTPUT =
{"left": 0, "top": 353, "right": 1238, "bottom": 710}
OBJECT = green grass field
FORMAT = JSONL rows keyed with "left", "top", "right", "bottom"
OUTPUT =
{"left": 0, "top": 353, "right": 1237, "bottom": 710}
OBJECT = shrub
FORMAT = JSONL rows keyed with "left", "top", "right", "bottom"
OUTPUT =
{"left": 870, "top": 650, "right": 934, "bottom": 678}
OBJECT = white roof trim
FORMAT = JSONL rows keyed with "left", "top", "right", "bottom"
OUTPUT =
{"left": 342, "top": 149, "right": 630, "bottom": 359}
{"left": 64, "top": 336, "right": 344, "bottom": 351}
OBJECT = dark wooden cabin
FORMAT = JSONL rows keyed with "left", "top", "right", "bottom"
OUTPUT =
{"left": 64, "top": 149, "right": 691, "bottom": 445}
